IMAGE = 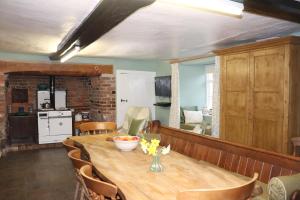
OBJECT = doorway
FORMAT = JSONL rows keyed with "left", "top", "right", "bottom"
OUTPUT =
{"left": 116, "top": 70, "right": 156, "bottom": 127}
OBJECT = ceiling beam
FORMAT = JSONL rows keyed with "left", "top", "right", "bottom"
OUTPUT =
{"left": 243, "top": 0, "right": 300, "bottom": 24}
{"left": 1, "top": 60, "right": 113, "bottom": 76}
{"left": 49, "top": 0, "right": 155, "bottom": 61}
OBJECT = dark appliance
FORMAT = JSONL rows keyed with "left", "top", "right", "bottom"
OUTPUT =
{"left": 155, "top": 76, "right": 171, "bottom": 97}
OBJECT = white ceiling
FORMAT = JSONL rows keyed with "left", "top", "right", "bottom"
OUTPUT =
{"left": 0, "top": 0, "right": 99, "bottom": 54}
{"left": 0, "top": 0, "right": 300, "bottom": 60}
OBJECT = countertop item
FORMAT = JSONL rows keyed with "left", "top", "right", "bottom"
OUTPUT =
{"left": 81, "top": 111, "right": 90, "bottom": 120}
{"left": 37, "top": 83, "right": 49, "bottom": 90}
{"left": 13, "top": 112, "right": 29, "bottom": 116}
{"left": 112, "top": 136, "right": 139, "bottom": 151}
{"left": 75, "top": 113, "right": 82, "bottom": 122}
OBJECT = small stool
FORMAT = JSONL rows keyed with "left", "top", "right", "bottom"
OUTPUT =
{"left": 291, "top": 137, "right": 300, "bottom": 156}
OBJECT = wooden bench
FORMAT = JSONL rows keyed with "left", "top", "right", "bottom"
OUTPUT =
{"left": 158, "top": 126, "right": 300, "bottom": 184}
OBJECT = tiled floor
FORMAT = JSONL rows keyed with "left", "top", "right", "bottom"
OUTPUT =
{"left": 0, "top": 148, "right": 76, "bottom": 200}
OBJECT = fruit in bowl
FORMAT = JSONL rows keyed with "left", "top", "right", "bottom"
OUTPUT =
{"left": 113, "top": 136, "right": 140, "bottom": 151}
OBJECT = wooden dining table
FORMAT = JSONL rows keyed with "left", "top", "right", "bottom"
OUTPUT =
{"left": 70, "top": 134, "right": 249, "bottom": 200}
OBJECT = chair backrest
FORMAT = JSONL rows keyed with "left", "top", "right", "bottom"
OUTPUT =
{"left": 177, "top": 173, "right": 259, "bottom": 200}
{"left": 63, "top": 139, "right": 79, "bottom": 152}
{"left": 80, "top": 165, "right": 118, "bottom": 200}
{"left": 291, "top": 190, "right": 300, "bottom": 200}
{"left": 121, "top": 106, "right": 152, "bottom": 132}
{"left": 68, "top": 149, "right": 92, "bottom": 170}
{"left": 79, "top": 122, "right": 117, "bottom": 135}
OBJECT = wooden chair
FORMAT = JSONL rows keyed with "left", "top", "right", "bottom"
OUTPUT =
{"left": 68, "top": 149, "right": 92, "bottom": 200}
{"left": 68, "top": 149, "right": 92, "bottom": 170}
{"left": 63, "top": 139, "right": 79, "bottom": 152}
{"left": 291, "top": 137, "right": 300, "bottom": 156}
{"left": 291, "top": 190, "right": 300, "bottom": 200}
{"left": 80, "top": 165, "right": 118, "bottom": 200}
{"left": 177, "top": 173, "right": 259, "bottom": 200}
{"left": 79, "top": 122, "right": 117, "bottom": 135}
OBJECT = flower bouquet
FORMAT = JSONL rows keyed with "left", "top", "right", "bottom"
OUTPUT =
{"left": 140, "top": 138, "right": 170, "bottom": 172}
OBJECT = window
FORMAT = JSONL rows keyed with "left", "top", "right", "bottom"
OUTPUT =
{"left": 206, "top": 72, "right": 213, "bottom": 109}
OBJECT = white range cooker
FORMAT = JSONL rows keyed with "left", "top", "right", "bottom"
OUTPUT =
{"left": 37, "top": 89, "right": 72, "bottom": 144}
{"left": 38, "top": 110, "right": 72, "bottom": 144}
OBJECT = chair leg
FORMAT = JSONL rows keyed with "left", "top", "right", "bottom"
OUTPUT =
{"left": 79, "top": 188, "right": 85, "bottom": 200}
{"left": 79, "top": 186, "right": 91, "bottom": 200}
{"left": 74, "top": 182, "right": 80, "bottom": 200}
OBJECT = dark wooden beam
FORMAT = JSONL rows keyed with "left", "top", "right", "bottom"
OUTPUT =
{"left": 50, "top": 0, "right": 155, "bottom": 60}
{"left": 243, "top": 0, "right": 300, "bottom": 24}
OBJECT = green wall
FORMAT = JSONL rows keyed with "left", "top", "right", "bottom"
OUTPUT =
{"left": 179, "top": 64, "right": 207, "bottom": 108}
{"left": 0, "top": 51, "right": 164, "bottom": 73}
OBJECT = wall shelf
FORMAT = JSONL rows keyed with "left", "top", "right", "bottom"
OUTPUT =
{"left": 154, "top": 102, "right": 171, "bottom": 107}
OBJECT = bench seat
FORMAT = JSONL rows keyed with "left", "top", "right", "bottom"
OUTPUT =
{"left": 158, "top": 125, "right": 300, "bottom": 199}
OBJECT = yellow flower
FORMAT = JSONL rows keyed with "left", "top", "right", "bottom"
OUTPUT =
{"left": 140, "top": 139, "right": 148, "bottom": 147}
{"left": 148, "top": 144, "right": 157, "bottom": 156}
{"left": 140, "top": 139, "right": 149, "bottom": 154}
{"left": 140, "top": 138, "right": 162, "bottom": 156}
{"left": 151, "top": 139, "right": 160, "bottom": 147}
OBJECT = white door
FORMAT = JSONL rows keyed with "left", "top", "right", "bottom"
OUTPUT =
{"left": 116, "top": 70, "right": 156, "bottom": 127}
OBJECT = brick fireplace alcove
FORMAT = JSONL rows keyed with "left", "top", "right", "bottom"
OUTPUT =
{"left": 0, "top": 60, "right": 115, "bottom": 156}
{"left": 0, "top": 74, "right": 7, "bottom": 155}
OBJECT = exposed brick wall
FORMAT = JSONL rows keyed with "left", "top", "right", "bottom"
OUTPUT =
{"left": 0, "top": 61, "right": 114, "bottom": 155}
{"left": 55, "top": 76, "right": 90, "bottom": 110}
{"left": 6, "top": 75, "right": 90, "bottom": 113}
{"left": 0, "top": 74, "right": 116, "bottom": 154}
{"left": 89, "top": 74, "right": 116, "bottom": 122}
{"left": 6, "top": 74, "right": 116, "bottom": 120}
{"left": 0, "top": 74, "right": 7, "bottom": 156}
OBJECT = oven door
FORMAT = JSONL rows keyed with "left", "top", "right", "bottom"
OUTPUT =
{"left": 49, "top": 116, "right": 72, "bottom": 136}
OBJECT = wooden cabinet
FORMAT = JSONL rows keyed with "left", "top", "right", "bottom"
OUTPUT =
{"left": 8, "top": 114, "right": 38, "bottom": 144}
{"left": 216, "top": 36, "right": 300, "bottom": 154}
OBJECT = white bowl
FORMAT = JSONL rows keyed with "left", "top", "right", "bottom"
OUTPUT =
{"left": 113, "top": 136, "right": 140, "bottom": 151}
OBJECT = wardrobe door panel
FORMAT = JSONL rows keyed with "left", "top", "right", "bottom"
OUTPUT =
{"left": 225, "top": 116, "right": 249, "bottom": 144}
{"left": 226, "top": 58, "right": 249, "bottom": 91}
{"left": 253, "top": 54, "right": 283, "bottom": 91}
{"left": 251, "top": 47, "right": 285, "bottom": 153}
{"left": 253, "top": 92, "right": 282, "bottom": 117}
{"left": 221, "top": 53, "right": 250, "bottom": 145}
{"left": 225, "top": 92, "right": 247, "bottom": 116}
{"left": 253, "top": 119, "right": 283, "bottom": 152}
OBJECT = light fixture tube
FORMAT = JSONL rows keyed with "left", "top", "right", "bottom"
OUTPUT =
{"left": 160, "top": 0, "right": 244, "bottom": 16}
{"left": 60, "top": 45, "right": 80, "bottom": 63}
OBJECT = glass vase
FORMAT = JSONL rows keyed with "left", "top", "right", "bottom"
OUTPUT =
{"left": 149, "top": 154, "right": 164, "bottom": 172}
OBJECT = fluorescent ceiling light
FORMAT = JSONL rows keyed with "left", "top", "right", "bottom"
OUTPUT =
{"left": 60, "top": 45, "right": 80, "bottom": 63}
{"left": 160, "top": 0, "right": 244, "bottom": 16}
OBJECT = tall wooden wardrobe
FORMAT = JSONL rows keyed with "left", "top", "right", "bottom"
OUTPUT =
{"left": 215, "top": 36, "right": 300, "bottom": 154}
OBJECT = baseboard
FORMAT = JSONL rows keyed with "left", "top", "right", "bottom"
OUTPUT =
{"left": 5, "top": 143, "right": 63, "bottom": 153}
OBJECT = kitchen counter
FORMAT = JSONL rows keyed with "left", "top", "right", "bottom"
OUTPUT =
{"left": 8, "top": 112, "right": 36, "bottom": 116}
